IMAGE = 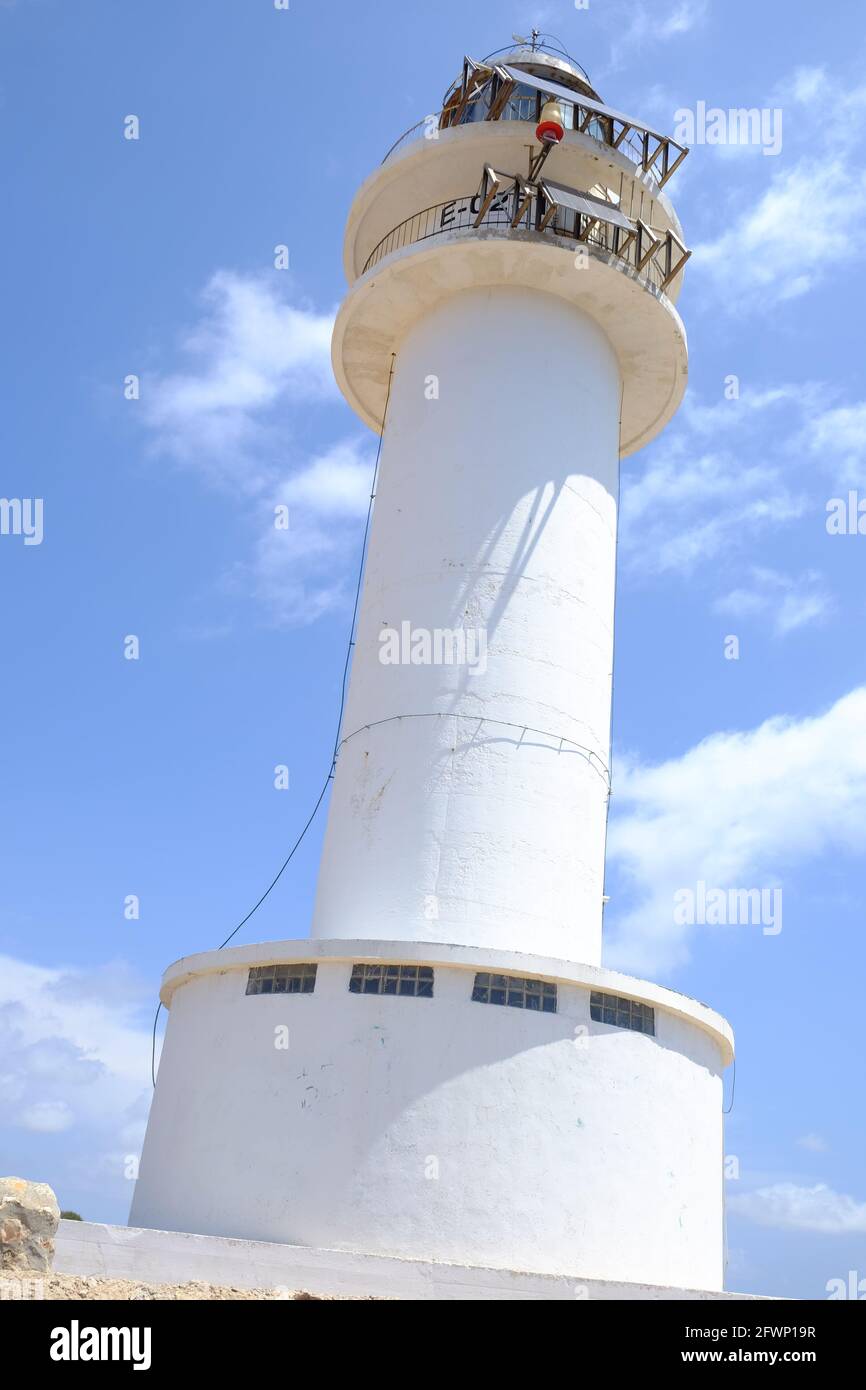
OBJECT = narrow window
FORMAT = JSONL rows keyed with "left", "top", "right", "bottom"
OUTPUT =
{"left": 348, "top": 963, "right": 434, "bottom": 997}
{"left": 246, "top": 963, "right": 317, "bottom": 996}
{"left": 590, "top": 991, "right": 655, "bottom": 1035}
{"left": 471, "top": 972, "right": 556, "bottom": 1013}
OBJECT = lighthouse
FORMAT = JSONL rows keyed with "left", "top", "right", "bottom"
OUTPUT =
{"left": 131, "top": 36, "right": 734, "bottom": 1294}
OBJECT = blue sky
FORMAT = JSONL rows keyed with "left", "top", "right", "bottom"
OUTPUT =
{"left": 1, "top": 0, "right": 865, "bottom": 1299}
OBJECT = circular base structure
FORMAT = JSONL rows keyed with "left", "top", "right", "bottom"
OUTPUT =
{"left": 132, "top": 940, "right": 732, "bottom": 1292}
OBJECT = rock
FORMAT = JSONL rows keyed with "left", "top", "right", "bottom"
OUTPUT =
{"left": 0, "top": 1177, "right": 61, "bottom": 1273}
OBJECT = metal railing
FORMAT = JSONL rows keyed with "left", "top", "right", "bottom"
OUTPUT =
{"left": 362, "top": 191, "right": 690, "bottom": 295}
{"left": 383, "top": 117, "right": 436, "bottom": 163}
{"left": 383, "top": 85, "right": 684, "bottom": 189}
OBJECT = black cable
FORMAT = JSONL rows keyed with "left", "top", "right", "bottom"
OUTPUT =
{"left": 723, "top": 1055, "right": 737, "bottom": 1114}
{"left": 150, "top": 998, "right": 162, "bottom": 1089}
{"left": 150, "top": 355, "right": 397, "bottom": 1087}
{"left": 216, "top": 773, "right": 335, "bottom": 951}
{"left": 599, "top": 379, "right": 625, "bottom": 924}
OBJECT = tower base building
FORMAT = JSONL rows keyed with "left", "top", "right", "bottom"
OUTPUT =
{"left": 131, "top": 39, "right": 734, "bottom": 1294}
{"left": 132, "top": 940, "right": 732, "bottom": 1291}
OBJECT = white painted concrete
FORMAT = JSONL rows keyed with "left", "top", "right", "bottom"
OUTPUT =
{"left": 56, "top": 1221, "right": 773, "bottom": 1301}
{"left": 333, "top": 232, "right": 688, "bottom": 456}
{"left": 131, "top": 947, "right": 729, "bottom": 1291}
{"left": 335, "top": 76, "right": 689, "bottom": 454}
{"left": 346, "top": 107, "right": 687, "bottom": 288}
{"left": 156, "top": 940, "right": 734, "bottom": 1061}
{"left": 131, "top": 51, "right": 735, "bottom": 1300}
{"left": 316, "top": 288, "right": 619, "bottom": 965}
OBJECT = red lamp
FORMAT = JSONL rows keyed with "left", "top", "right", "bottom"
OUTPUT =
{"left": 536, "top": 99, "right": 565, "bottom": 144}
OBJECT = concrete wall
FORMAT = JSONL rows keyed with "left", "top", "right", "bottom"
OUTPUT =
{"left": 131, "top": 948, "right": 728, "bottom": 1291}
{"left": 55, "top": 1221, "right": 771, "bottom": 1301}
{"left": 313, "top": 287, "right": 620, "bottom": 966}
{"left": 344, "top": 118, "right": 687, "bottom": 292}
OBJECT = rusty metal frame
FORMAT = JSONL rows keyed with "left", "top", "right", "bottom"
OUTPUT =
{"left": 659, "top": 230, "right": 691, "bottom": 289}
{"left": 634, "top": 218, "right": 661, "bottom": 272}
{"left": 510, "top": 177, "right": 535, "bottom": 227}
{"left": 444, "top": 56, "right": 493, "bottom": 129}
{"left": 485, "top": 66, "right": 517, "bottom": 122}
{"left": 473, "top": 165, "right": 506, "bottom": 227}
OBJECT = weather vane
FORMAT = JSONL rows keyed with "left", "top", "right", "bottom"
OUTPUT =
{"left": 512, "top": 28, "right": 541, "bottom": 50}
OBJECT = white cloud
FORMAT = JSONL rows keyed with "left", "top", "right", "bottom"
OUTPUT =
{"left": 683, "top": 386, "right": 807, "bottom": 436}
{"left": 606, "top": 686, "right": 866, "bottom": 974}
{"left": 695, "top": 74, "right": 866, "bottom": 306}
{"left": 797, "top": 1133, "right": 829, "bottom": 1153}
{"left": 803, "top": 402, "right": 866, "bottom": 486}
{"left": 713, "top": 567, "right": 831, "bottom": 636}
{"left": 0, "top": 955, "right": 153, "bottom": 1214}
{"left": 281, "top": 440, "right": 372, "bottom": 518}
{"left": 621, "top": 448, "right": 805, "bottom": 577}
{"left": 602, "top": 0, "right": 707, "bottom": 72}
{"left": 246, "top": 437, "right": 374, "bottom": 627}
{"left": 695, "top": 157, "right": 866, "bottom": 305}
{"left": 620, "top": 389, "right": 809, "bottom": 579}
{"left": 661, "top": 1, "right": 706, "bottom": 35}
{"left": 140, "top": 271, "right": 380, "bottom": 626}
{"left": 16, "top": 1101, "right": 74, "bottom": 1133}
{"left": 729, "top": 1183, "right": 866, "bottom": 1234}
{"left": 782, "top": 67, "right": 829, "bottom": 105}
{"left": 145, "top": 271, "right": 336, "bottom": 492}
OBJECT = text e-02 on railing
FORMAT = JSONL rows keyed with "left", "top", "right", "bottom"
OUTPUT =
{"left": 362, "top": 190, "right": 690, "bottom": 295}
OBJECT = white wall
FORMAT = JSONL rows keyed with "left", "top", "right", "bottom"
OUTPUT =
{"left": 312, "top": 286, "right": 620, "bottom": 966}
{"left": 344, "top": 119, "right": 687, "bottom": 295}
{"left": 56, "top": 1220, "right": 770, "bottom": 1300}
{"left": 131, "top": 955, "right": 726, "bottom": 1291}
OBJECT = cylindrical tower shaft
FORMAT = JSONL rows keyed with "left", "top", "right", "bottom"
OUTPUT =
{"left": 312, "top": 286, "right": 619, "bottom": 964}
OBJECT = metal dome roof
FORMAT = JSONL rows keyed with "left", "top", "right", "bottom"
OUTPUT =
{"left": 482, "top": 36, "right": 600, "bottom": 101}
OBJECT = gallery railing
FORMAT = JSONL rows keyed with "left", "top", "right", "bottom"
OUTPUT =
{"left": 362, "top": 191, "right": 690, "bottom": 295}
{"left": 382, "top": 74, "right": 687, "bottom": 190}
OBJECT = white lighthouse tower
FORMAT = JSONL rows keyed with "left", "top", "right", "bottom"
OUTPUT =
{"left": 131, "top": 37, "right": 734, "bottom": 1294}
